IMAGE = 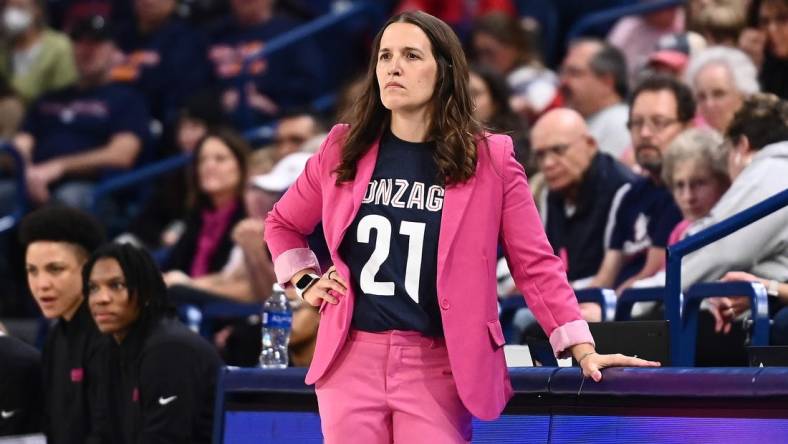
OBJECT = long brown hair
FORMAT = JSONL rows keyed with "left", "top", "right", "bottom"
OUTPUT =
{"left": 335, "top": 11, "right": 481, "bottom": 186}
{"left": 189, "top": 126, "right": 250, "bottom": 210}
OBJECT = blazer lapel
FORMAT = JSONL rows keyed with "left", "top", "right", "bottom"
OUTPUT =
{"left": 437, "top": 175, "right": 476, "bottom": 270}
{"left": 334, "top": 138, "right": 380, "bottom": 251}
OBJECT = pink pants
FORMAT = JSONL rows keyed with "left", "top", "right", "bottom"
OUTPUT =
{"left": 315, "top": 330, "right": 472, "bottom": 443}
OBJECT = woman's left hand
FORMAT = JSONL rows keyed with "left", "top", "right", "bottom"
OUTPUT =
{"left": 579, "top": 352, "right": 661, "bottom": 382}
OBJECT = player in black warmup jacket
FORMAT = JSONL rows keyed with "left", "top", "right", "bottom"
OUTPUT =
{"left": 84, "top": 242, "right": 222, "bottom": 444}
{"left": 19, "top": 206, "right": 108, "bottom": 444}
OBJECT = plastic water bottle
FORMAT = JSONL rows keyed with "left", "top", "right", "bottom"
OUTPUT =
{"left": 260, "top": 284, "right": 292, "bottom": 368}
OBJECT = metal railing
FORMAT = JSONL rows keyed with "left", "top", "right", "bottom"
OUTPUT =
{"left": 89, "top": 153, "right": 193, "bottom": 215}
{"left": 666, "top": 188, "right": 788, "bottom": 366}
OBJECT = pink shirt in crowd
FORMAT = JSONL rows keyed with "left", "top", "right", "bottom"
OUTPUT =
{"left": 190, "top": 201, "right": 239, "bottom": 277}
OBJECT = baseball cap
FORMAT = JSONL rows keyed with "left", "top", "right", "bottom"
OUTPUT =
{"left": 252, "top": 152, "right": 311, "bottom": 193}
{"left": 648, "top": 32, "right": 707, "bottom": 72}
{"left": 70, "top": 15, "right": 114, "bottom": 42}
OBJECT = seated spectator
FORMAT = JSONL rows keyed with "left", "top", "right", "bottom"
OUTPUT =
{"left": 685, "top": 46, "right": 760, "bottom": 133}
{"left": 560, "top": 39, "right": 631, "bottom": 158}
{"left": 123, "top": 91, "right": 227, "bottom": 250}
{"left": 662, "top": 128, "right": 730, "bottom": 242}
{"left": 18, "top": 206, "right": 108, "bottom": 443}
{"left": 85, "top": 242, "right": 221, "bottom": 443}
{"left": 272, "top": 111, "right": 322, "bottom": 162}
{"left": 2, "top": 15, "right": 150, "bottom": 211}
{"left": 590, "top": 75, "right": 689, "bottom": 292}
{"left": 679, "top": 94, "right": 788, "bottom": 364}
{"left": 168, "top": 151, "right": 321, "bottom": 367}
{"left": 162, "top": 151, "right": 304, "bottom": 304}
{"left": 532, "top": 109, "right": 636, "bottom": 290}
{"left": 0, "top": 326, "right": 43, "bottom": 437}
{"left": 0, "top": 0, "right": 77, "bottom": 103}
{"left": 749, "top": 0, "right": 788, "bottom": 98}
{"left": 112, "top": 0, "right": 211, "bottom": 126}
{"left": 471, "top": 12, "right": 560, "bottom": 119}
{"left": 208, "top": 0, "right": 323, "bottom": 127}
{"left": 682, "top": 93, "right": 788, "bottom": 290}
{"left": 629, "top": 128, "right": 730, "bottom": 291}
{"left": 162, "top": 127, "right": 248, "bottom": 278}
{"left": 469, "top": 64, "right": 532, "bottom": 174}
{"left": 608, "top": 2, "right": 685, "bottom": 84}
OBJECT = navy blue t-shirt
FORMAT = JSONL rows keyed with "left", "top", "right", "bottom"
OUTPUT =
{"left": 609, "top": 176, "right": 682, "bottom": 285}
{"left": 22, "top": 83, "right": 151, "bottom": 174}
{"left": 207, "top": 16, "right": 323, "bottom": 125}
{"left": 114, "top": 17, "right": 211, "bottom": 125}
{"left": 339, "top": 131, "right": 444, "bottom": 336}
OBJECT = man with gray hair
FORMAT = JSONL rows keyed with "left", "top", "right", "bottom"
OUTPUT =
{"left": 560, "top": 39, "right": 631, "bottom": 157}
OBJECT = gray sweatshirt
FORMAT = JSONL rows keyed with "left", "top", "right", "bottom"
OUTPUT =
{"left": 681, "top": 141, "right": 788, "bottom": 290}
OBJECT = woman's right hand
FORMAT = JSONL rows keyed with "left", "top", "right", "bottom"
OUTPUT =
{"left": 302, "top": 266, "right": 348, "bottom": 308}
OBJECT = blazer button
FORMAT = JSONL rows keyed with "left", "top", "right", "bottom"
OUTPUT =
{"left": 440, "top": 298, "right": 450, "bottom": 310}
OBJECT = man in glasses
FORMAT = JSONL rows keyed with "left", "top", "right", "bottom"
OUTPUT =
{"left": 531, "top": 108, "right": 636, "bottom": 320}
{"left": 590, "top": 75, "right": 691, "bottom": 294}
{"left": 560, "top": 39, "right": 631, "bottom": 158}
{"left": 272, "top": 111, "right": 321, "bottom": 162}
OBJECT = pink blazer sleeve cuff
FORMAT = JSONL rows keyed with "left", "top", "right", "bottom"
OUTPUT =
{"left": 549, "top": 319, "right": 595, "bottom": 358}
{"left": 273, "top": 248, "right": 322, "bottom": 285}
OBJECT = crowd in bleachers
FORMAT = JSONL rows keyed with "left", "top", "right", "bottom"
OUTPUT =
{"left": 2, "top": 0, "right": 788, "bottom": 440}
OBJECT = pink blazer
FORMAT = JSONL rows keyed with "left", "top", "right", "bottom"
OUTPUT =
{"left": 264, "top": 124, "right": 594, "bottom": 420}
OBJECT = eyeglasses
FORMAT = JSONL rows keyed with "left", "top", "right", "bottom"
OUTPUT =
{"left": 626, "top": 116, "right": 679, "bottom": 132}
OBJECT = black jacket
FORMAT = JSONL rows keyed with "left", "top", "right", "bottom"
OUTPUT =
{"left": 164, "top": 199, "right": 247, "bottom": 274}
{"left": 42, "top": 301, "right": 110, "bottom": 444}
{"left": 106, "top": 314, "right": 222, "bottom": 444}
{"left": 543, "top": 152, "right": 636, "bottom": 281}
{"left": 0, "top": 334, "right": 43, "bottom": 436}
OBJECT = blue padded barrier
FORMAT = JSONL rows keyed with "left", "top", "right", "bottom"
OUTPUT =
{"left": 212, "top": 366, "right": 788, "bottom": 443}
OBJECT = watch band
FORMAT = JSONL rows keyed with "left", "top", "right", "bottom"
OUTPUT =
{"left": 294, "top": 273, "right": 320, "bottom": 299}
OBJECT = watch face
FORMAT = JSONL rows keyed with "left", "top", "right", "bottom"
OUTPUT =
{"left": 296, "top": 274, "right": 315, "bottom": 290}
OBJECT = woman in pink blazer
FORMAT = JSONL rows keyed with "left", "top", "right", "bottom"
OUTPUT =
{"left": 264, "top": 11, "right": 658, "bottom": 443}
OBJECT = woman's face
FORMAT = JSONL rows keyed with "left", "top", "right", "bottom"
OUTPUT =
{"left": 694, "top": 63, "right": 743, "bottom": 132}
{"left": 376, "top": 22, "right": 438, "bottom": 117}
{"left": 671, "top": 159, "right": 726, "bottom": 221}
{"left": 760, "top": 0, "right": 788, "bottom": 57}
{"left": 469, "top": 72, "right": 495, "bottom": 123}
{"left": 197, "top": 137, "right": 242, "bottom": 201}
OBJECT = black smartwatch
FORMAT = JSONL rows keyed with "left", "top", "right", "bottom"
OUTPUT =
{"left": 294, "top": 273, "right": 320, "bottom": 299}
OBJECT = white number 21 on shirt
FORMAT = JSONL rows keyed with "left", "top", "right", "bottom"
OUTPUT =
{"left": 357, "top": 214, "right": 425, "bottom": 303}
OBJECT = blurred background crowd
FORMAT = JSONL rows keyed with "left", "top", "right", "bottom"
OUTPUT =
{"left": 1, "top": 0, "right": 787, "bottom": 370}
